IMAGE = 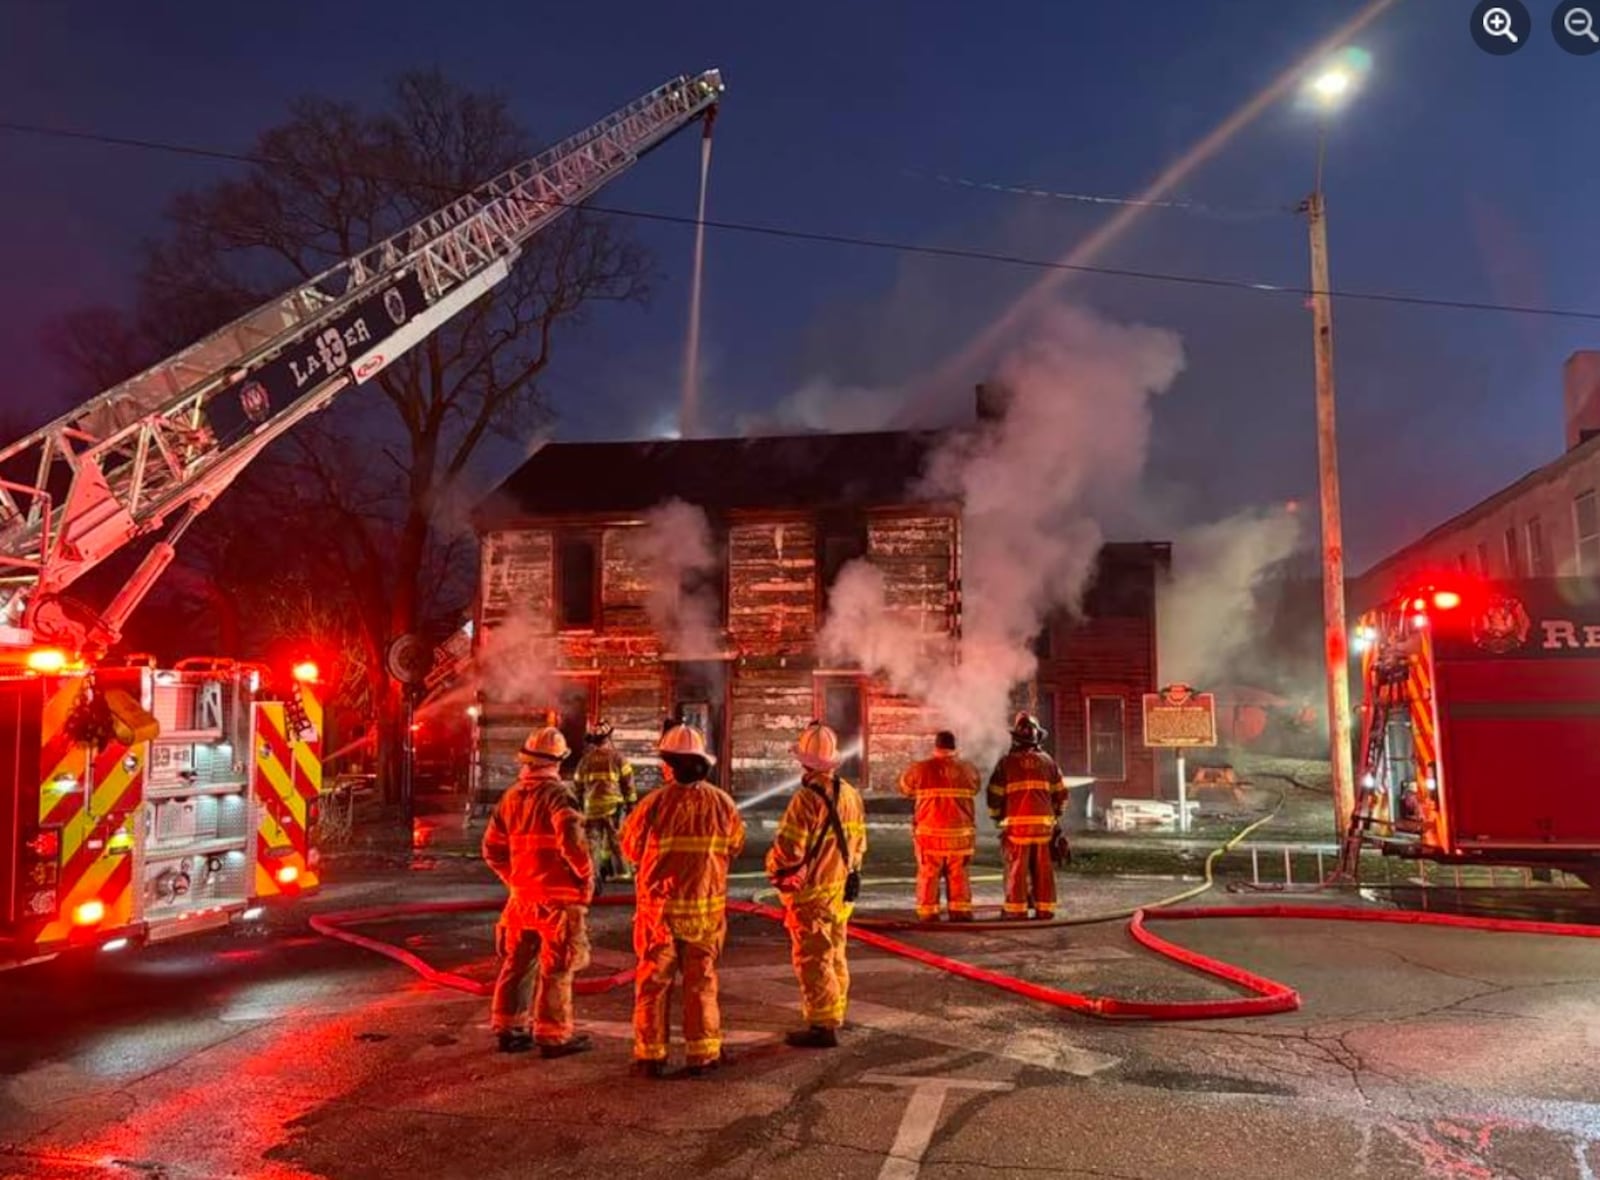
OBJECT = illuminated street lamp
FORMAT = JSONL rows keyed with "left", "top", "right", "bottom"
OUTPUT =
{"left": 1298, "top": 50, "right": 1369, "bottom": 842}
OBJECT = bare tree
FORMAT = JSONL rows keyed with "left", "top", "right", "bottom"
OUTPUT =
{"left": 47, "top": 70, "right": 653, "bottom": 800}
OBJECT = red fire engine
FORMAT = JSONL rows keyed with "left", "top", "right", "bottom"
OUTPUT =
{"left": 0, "top": 72, "right": 724, "bottom": 962}
{"left": 1344, "top": 577, "right": 1600, "bottom": 886}
{"left": 1, "top": 653, "right": 322, "bottom": 961}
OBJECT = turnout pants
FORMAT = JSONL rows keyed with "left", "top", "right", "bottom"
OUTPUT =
{"left": 632, "top": 919, "right": 726, "bottom": 1065}
{"left": 491, "top": 903, "right": 591, "bottom": 1042}
{"left": 584, "top": 817, "right": 628, "bottom": 878}
{"left": 914, "top": 848, "right": 973, "bottom": 919}
{"left": 1001, "top": 836, "right": 1056, "bottom": 917}
{"left": 784, "top": 898, "right": 851, "bottom": 1028}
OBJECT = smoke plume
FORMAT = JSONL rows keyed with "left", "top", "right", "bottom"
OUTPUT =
{"left": 1158, "top": 508, "right": 1303, "bottom": 688}
{"left": 477, "top": 605, "right": 559, "bottom": 707}
{"left": 634, "top": 499, "right": 722, "bottom": 658}
{"left": 820, "top": 303, "right": 1185, "bottom": 763}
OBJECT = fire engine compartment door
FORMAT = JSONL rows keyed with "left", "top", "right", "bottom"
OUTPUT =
{"left": 1438, "top": 658, "right": 1600, "bottom": 849}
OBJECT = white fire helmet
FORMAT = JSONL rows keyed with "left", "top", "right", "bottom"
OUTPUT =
{"left": 794, "top": 721, "right": 842, "bottom": 772}
{"left": 518, "top": 726, "right": 570, "bottom": 763}
{"left": 659, "top": 723, "right": 716, "bottom": 765}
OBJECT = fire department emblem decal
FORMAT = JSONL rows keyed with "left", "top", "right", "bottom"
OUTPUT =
{"left": 1471, "top": 594, "right": 1531, "bottom": 654}
{"left": 238, "top": 381, "right": 271, "bottom": 424}
{"left": 384, "top": 287, "right": 409, "bottom": 326}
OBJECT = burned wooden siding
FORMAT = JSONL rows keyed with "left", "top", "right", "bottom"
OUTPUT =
{"left": 726, "top": 520, "right": 817, "bottom": 789}
{"left": 728, "top": 520, "right": 816, "bottom": 656}
{"left": 475, "top": 530, "right": 555, "bottom": 800}
{"left": 860, "top": 514, "right": 961, "bottom": 793}
{"left": 479, "top": 530, "right": 553, "bottom": 630}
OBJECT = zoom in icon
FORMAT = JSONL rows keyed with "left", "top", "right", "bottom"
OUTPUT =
{"left": 1472, "top": 0, "right": 1531, "bottom": 54}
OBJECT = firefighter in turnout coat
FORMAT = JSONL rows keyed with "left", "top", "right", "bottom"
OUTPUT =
{"left": 481, "top": 726, "right": 594, "bottom": 1056}
{"left": 766, "top": 722, "right": 867, "bottom": 1049}
{"left": 575, "top": 719, "right": 636, "bottom": 881}
{"left": 986, "top": 712, "right": 1068, "bottom": 919}
{"left": 619, "top": 724, "right": 745, "bottom": 1078}
{"left": 898, "top": 730, "right": 981, "bottom": 921}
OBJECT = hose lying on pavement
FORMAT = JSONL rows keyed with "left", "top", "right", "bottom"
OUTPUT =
{"left": 310, "top": 887, "right": 1600, "bottom": 1024}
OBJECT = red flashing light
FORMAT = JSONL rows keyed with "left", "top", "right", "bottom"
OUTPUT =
{"left": 275, "top": 864, "right": 301, "bottom": 886}
{"left": 25, "top": 648, "right": 69, "bottom": 674}
{"left": 292, "top": 661, "right": 320, "bottom": 685}
{"left": 1432, "top": 590, "right": 1461, "bottom": 610}
{"left": 73, "top": 898, "right": 106, "bottom": 927}
{"left": 1410, "top": 597, "right": 1427, "bottom": 612}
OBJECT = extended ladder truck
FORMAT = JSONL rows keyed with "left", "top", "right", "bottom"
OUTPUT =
{"left": 0, "top": 70, "right": 724, "bottom": 964}
{"left": 1340, "top": 577, "right": 1600, "bottom": 888}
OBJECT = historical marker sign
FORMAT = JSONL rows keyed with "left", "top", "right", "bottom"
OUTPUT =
{"left": 1142, "top": 683, "right": 1217, "bottom": 748}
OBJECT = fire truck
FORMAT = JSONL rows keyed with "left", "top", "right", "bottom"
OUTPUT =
{"left": 1, "top": 653, "right": 323, "bottom": 960}
{"left": 0, "top": 71, "right": 724, "bottom": 962}
{"left": 1343, "top": 577, "right": 1600, "bottom": 886}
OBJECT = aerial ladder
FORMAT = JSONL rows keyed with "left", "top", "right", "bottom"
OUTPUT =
{"left": 0, "top": 70, "right": 724, "bottom": 654}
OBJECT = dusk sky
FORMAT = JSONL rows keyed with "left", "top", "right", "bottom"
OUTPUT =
{"left": 3, "top": 0, "right": 1597, "bottom": 570}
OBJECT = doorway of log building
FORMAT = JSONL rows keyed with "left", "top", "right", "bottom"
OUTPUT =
{"left": 815, "top": 674, "right": 866, "bottom": 786}
{"left": 554, "top": 677, "right": 596, "bottom": 778}
{"left": 668, "top": 660, "right": 730, "bottom": 787}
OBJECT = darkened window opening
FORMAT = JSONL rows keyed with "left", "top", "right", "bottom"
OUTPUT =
{"left": 557, "top": 536, "right": 598, "bottom": 629}
{"left": 818, "top": 513, "right": 869, "bottom": 603}
{"left": 680, "top": 529, "right": 729, "bottom": 630}
{"left": 1086, "top": 696, "right": 1126, "bottom": 781}
{"left": 1032, "top": 625, "right": 1053, "bottom": 663}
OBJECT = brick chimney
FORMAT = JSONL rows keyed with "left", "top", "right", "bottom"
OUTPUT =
{"left": 1564, "top": 351, "right": 1600, "bottom": 450}
{"left": 975, "top": 382, "right": 1013, "bottom": 423}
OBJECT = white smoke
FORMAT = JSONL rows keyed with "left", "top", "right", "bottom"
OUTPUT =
{"left": 633, "top": 499, "right": 722, "bottom": 658}
{"left": 739, "top": 377, "right": 911, "bottom": 436}
{"left": 1159, "top": 508, "right": 1303, "bottom": 687}
{"left": 477, "top": 605, "right": 560, "bottom": 707}
{"left": 820, "top": 303, "right": 1186, "bottom": 764}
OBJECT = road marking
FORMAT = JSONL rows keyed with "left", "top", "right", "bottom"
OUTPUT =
{"left": 861, "top": 1073, "right": 1014, "bottom": 1180}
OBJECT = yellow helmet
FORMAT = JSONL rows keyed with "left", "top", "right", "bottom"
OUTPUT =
{"left": 659, "top": 723, "right": 715, "bottom": 765}
{"left": 794, "top": 721, "right": 841, "bottom": 771}
{"left": 518, "top": 726, "right": 570, "bottom": 763}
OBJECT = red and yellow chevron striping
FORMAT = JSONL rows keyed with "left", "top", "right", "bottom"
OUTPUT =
{"left": 253, "top": 683, "right": 322, "bottom": 898}
{"left": 34, "top": 675, "right": 144, "bottom": 946}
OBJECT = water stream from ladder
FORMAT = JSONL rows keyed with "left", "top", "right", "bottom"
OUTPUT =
{"left": 680, "top": 129, "right": 713, "bottom": 437}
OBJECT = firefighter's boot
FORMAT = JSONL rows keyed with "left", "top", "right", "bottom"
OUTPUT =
{"left": 498, "top": 1031, "right": 535, "bottom": 1054}
{"left": 785, "top": 1026, "right": 839, "bottom": 1049}
{"left": 631, "top": 1059, "right": 667, "bottom": 1079}
{"left": 538, "top": 1033, "right": 592, "bottom": 1059}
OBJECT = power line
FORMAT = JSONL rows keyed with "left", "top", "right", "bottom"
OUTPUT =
{"left": 901, "top": 168, "right": 1289, "bottom": 220}
{"left": 6, "top": 117, "right": 1600, "bottom": 325}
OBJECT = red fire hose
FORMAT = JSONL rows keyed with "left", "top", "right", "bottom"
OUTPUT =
{"left": 310, "top": 894, "right": 1600, "bottom": 1022}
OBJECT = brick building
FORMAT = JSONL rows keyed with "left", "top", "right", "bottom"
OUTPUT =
{"left": 1358, "top": 352, "right": 1600, "bottom": 604}
{"left": 470, "top": 421, "right": 1167, "bottom": 805}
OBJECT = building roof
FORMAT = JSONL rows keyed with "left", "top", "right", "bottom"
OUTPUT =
{"left": 476, "top": 430, "right": 947, "bottom": 528}
{"left": 1358, "top": 430, "right": 1600, "bottom": 585}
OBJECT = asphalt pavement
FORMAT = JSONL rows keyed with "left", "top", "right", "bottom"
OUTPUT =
{"left": 4, "top": 835, "right": 1600, "bottom": 1179}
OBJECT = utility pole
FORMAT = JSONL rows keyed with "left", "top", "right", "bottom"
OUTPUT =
{"left": 1302, "top": 147, "right": 1356, "bottom": 839}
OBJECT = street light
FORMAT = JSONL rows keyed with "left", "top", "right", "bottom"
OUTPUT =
{"left": 1298, "top": 51, "right": 1368, "bottom": 843}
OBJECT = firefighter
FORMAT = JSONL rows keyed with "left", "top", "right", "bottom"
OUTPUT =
{"left": 576, "top": 719, "right": 636, "bottom": 883}
{"left": 898, "top": 730, "right": 980, "bottom": 922}
{"left": 619, "top": 723, "right": 744, "bottom": 1079}
{"left": 766, "top": 721, "right": 866, "bottom": 1049}
{"left": 481, "top": 726, "right": 594, "bottom": 1056}
{"left": 986, "top": 712, "right": 1068, "bottom": 920}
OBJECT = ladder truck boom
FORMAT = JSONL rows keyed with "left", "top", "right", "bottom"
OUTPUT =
{"left": 0, "top": 70, "right": 723, "bottom": 651}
